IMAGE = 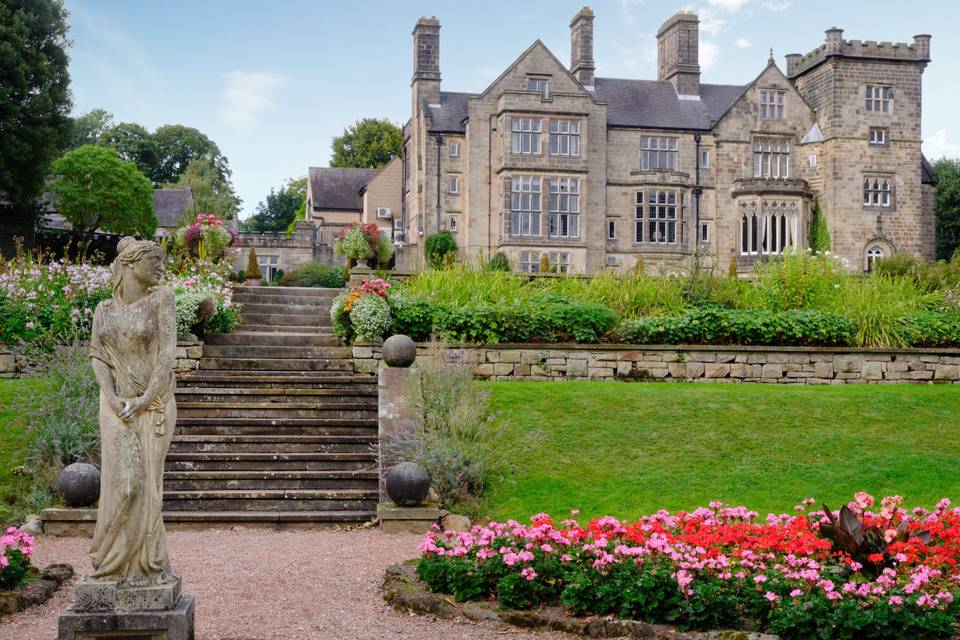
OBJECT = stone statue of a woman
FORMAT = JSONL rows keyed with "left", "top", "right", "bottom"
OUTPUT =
{"left": 88, "top": 236, "right": 176, "bottom": 587}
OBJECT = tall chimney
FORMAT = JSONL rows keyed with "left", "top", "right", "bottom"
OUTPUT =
{"left": 570, "top": 7, "right": 595, "bottom": 87}
{"left": 657, "top": 11, "right": 700, "bottom": 96}
{"left": 412, "top": 17, "right": 441, "bottom": 114}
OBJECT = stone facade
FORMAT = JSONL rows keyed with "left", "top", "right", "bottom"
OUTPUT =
{"left": 174, "top": 338, "right": 203, "bottom": 374}
{"left": 231, "top": 221, "right": 317, "bottom": 278}
{"left": 354, "top": 343, "right": 960, "bottom": 385}
{"left": 400, "top": 7, "right": 935, "bottom": 274}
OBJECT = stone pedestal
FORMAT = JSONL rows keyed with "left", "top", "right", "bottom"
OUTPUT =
{"left": 58, "top": 578, "right": 195, "bottom": 640}
{"left": 378, "top": 502, "right": 442, "bottom": 533}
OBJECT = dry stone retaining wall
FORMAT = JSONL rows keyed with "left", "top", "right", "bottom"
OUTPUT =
{"left": 353, "top": 342, "right": 960, "bottom": 384}
{"left": 0, "top": 340, "right": 202, "bottom": 379}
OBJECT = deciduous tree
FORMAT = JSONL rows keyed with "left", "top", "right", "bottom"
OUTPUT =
{"left": 0, "top": 0, "right": 72, "bottom": 255}
{"left": 330, "top": 118, "right": 402, "bottom": 169}
{"left": 67, "top": 108, "right": 113, "bottom": 150}
{"left": 99, "top": 122, "right": 160, "bottom": 178}
{"left": 152, "top": 124, "right": 229, "bottom": 186}
{"left": 49, "top": 145, "right": 156, "bottom": 257}
{"left": 244, "top": 176, "right": 306, "bottom": 233}
{"left": 934, "top": 158, "right": 960, "bottom": 260}
{"left": 164, "top": 157, "right": 241, "bottom": 222}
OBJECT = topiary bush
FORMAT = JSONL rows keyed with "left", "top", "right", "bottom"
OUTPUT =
{"left": 290, "top": 262, "right": 347, "bottom": 288}
{"left": 488, "top": 252, "right": 511, "bottom": 272}
{"left": 425, "top": 230, "right": 458, "bottom": 269}
{"left": 245, "top": 247, "right": 262, "bottom": 279}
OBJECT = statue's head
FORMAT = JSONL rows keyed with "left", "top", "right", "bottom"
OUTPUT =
{"left": 111, "top": 237, "right": 164, "bottom": 303}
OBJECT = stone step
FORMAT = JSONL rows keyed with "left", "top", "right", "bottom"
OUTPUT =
{"left": 204, "top": 332, "right": 340, "bottom": 347}
{"left": 169, "top": 435, "right": 374, "bottom": 454}
{"left": 232, "top": 286, "right": 341, "bottom": 298}
{"left": 177, "top": 407, "right": 374, "bottom": 421}
{"left": 161, "top": 510, "right": 375, "bottom": 525}
{"left": 240, "top": 313, "right": 331, "bottom": 327}
{"left": 178, "top": 371, "right": 362, "bottom": 384}
{"left": 163, "top": 488, "right": 377, "bottom": 512}
{"left": 237, "top": 303, "right": 332, "bottom": 316}
{"left": 234, "top": 324, "right": 333, "bottom": 334}
{"left": 173, "top": 418, "right": 376, "bottom": 437}
{"left": 200, "top": 345, "right": 352, "bottom": 360}
{"left": 198, "top": 358, "right": 352, "bottom": 372}
{"left": 164, "top": 470, "right": 378, "bottom": 491}
{"left": 165, "top": 451, "right": 375, "bottom": 472}
{"left": 175, "top": 388, "right": 376, "bottom": 402}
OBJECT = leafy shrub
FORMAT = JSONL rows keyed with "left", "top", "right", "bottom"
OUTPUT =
{"left": 245, "top": 247, "right": 261, "bottom": 279}
{"left": 808, "top": 199, "right": 831, "bottom": 253}
{"left": 617, "top": 307, "right": 854, "bottom": 346}
{"left": 350, "top": 293, "right": 392, "bottom": 342}
{"left": 330, "top": 290, "right": 353, "bottom": 343}
{"left": 229, "top": 269, "right": 247, "bottom": 283}
{"left": 388, "top": 291, "right": 433, "bottom": 341}
{"left": 161, "top": 261, "right": 236, "bottom": 336}
{"left": 488, "top": 252, "right": 511, "bottom": 272}
{"left": 432, "top": 298, "right": 616, "bottom": 344}
{"left": 751, "top": 250, "right": 845, "bottom": 312}
{"left": 286, "top": 262, "right": 346, "bottom": 288}
{"left": 830, "top": 275, "right": 941, "bottom": 348}
{"left": 910, "top": 311, "right": 960, "bottom": 347}
{"left": 425, "top": 230, "right": 458, "bottom": 269}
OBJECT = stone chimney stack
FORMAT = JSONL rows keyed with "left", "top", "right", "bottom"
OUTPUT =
{"left": 412, "top": 16, "right": 441, "bottom": 114}
{"left": 913, "top": 33, "right": 931, "bottom": 61}
{"left": 785, "top": 53, "right": 802, "bottom": 77}
{"left": 657, "top": 11, "right": 700, "bottom": 96}
{"left": 824, "top": 27, "right": 844, "bottom": 56}
{"left": 570, "top": 7, "right": 596, "bottom": 87}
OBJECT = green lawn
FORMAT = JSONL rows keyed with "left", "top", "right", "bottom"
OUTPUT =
{"left": 484, "top": 381, "right": 960, "bottom": 522}
{"left": 0, "top": 378, "right": 39, "bottom": 522}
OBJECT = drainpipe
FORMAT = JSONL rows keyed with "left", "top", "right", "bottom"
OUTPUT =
{"left": 693, "top": 132, "right": 703, "bottom": 257}
{"left": 487, "top": 114, "right": 496, "bottom": 259}
{"left": 400, "top": 139, "right": 407, "bottom": 243}
{"left": 435, "top": 134, "right": 443, "bottom": 233}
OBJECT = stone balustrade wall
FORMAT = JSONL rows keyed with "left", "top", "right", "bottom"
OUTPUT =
{"left": 353, "top": 342, "right": 960, "bottom": 384}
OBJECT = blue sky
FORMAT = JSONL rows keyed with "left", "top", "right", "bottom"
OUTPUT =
{"left": 64, "top": 0, "right": 960, "bottom": 219}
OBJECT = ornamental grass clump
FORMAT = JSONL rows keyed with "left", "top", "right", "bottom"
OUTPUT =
{"left": 417, "top": 494, "right": 960, "bottom": 640}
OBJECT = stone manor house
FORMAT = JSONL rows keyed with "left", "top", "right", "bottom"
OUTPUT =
{"left": 387, "top": 7, "right": 936, "bottom": 274}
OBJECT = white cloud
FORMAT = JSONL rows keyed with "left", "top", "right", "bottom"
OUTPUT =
{"left": 706, "top": 0, "right": 750, "bottom": 11}
{"left": 218, "top": 71, "right": 290, "bottom": 128}
{"left": 763, "top": 1, "right": 791, "bottom": 11}
{"left": 700, "top": 40, "right": 719, "bottom": 71}
{"left": 736, "top": 37, "right": 752, "bottom": 48}
{"left": 924, "top": 129, "right": 960, "bottom": 160}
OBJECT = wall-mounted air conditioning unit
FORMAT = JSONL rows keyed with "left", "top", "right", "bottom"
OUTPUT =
{"left": 377, "top": 207, "right": 392, "bottom": 219}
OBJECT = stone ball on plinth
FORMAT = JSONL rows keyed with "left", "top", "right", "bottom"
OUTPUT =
{"left": 382, "top": 334, "right": 416, "bottom": 368}
{"left": 385, "top": 462, "right": 430, "bottom": 507}
{"left": 58, "top": 462, "right": 100, "bottom": 507}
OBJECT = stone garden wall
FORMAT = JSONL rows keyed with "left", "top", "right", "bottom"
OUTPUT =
{"left": 0, "top": 340, "right": 203, "bottom": 378}
{"left": 353, "top": 342, "right": 960, "bottom": 384}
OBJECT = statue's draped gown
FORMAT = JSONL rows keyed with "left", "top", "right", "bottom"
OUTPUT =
{"left": 88, "top": 288, "right": 176, "bottom": 585}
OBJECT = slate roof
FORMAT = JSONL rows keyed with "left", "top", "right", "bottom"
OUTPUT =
{"left": 153, "top": 189, "right": 194, "bottom": 229}
{"left": 426, "top": 92, "right": 472, "bottom": 133}
{"left": 592, "top": 78, "right": 747, "bottom": 130}
{"left": 922, "top": 154, "right": 937, "bottom": 185}
{"left": 308, "top": 167, "right": 380, "bottom": 211}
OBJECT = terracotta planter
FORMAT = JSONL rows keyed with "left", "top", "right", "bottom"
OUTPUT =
{"left": 246, "top": 278, "right": 261, "bottom": 286}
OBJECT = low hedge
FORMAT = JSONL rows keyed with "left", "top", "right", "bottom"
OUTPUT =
{"left": 430, "top": 299, "right": 617, "bottom": 344}
{"left": 616, "top": 307, "right": 854, "bottom": 347}
{"left": 280, "top": 262, "right": 346, "bottom": 288}
{"left": 910, "top": 311, "right": 960, "bottom": 347}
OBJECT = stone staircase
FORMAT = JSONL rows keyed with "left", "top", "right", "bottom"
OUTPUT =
{"left": 166, "top": 286, "right": 379, "bottom": 527}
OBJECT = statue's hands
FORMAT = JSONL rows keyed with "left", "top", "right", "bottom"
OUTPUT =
{"left": 107, "top": 394, "right": 127, "bottom": 417}
{"left": 119, "top": 396, "right": 147, "bottom": 422}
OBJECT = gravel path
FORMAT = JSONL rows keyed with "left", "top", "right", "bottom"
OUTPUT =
{"left": 0, "top": 528, "right": 569, "bottom": 640}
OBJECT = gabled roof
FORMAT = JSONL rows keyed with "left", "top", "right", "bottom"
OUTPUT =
{"left": 427, "top": 92, "right": 472, "bottom": 133}
{"left": 153, "top": 189, "right": 194, "bottom": 228}
{"left": 308, "top": 167, "right": 380, "bottom": 211}
{"left": 591, "top": 78, "right": 746, "bottom": 130}
{"left": 922, "top": 154, "right": 937, "bottom": 185}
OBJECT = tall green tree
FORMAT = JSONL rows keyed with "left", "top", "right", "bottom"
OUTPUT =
{"left": 49, "top": 145, "right": 156, "bottom": 257}
{"left": 244, "top": 176, "right": 306, "bottom": 233}
{"left": 933, "top": 158, "right": 960, "bottom": 260}
{"left": 164, "top": 157, "right": 241, "bottom": 222}
{"left": 67, "top": 108, "right": 113, "bottom": 150}
{"left": 0, "top": 0, "right": 72, "bottom": 255}
{"left": 99, "top": 122, "right": 160, "bottom": 178}
{"left": 330, "top": 118, "right": 402, "bottom": 169}
{"left": 152, "top": 124, "right": 229, "bottom": 186}
{"left": 808, "top": 199, "right": 832, "bottom": 253}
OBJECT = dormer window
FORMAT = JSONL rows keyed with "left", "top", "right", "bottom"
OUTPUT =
{"left": 759, "top": 90, "right": 784, "bottom": 119}
{"left": 528, "top": 77, "right": 549, "bottom": 98}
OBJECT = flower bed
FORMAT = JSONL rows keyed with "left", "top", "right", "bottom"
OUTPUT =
{"left": 417, "top": 495, "right": 960, "bottom": 639}
{"left": 331, "top": 278, "right": 393, "bottom": 343}
{"left": 0, "top": 526, "right": 34, "bottom": 591}
{"left": 161, "top": 260, "right": 237, "bottom": 336}
{"left": 0, "top": 258, "right": 111, "bottom": 348}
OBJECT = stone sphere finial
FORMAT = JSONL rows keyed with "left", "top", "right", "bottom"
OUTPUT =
{"left": 382, "top": 334, "right": 417, "bottom": 368}
{"left": 58, "top": 462, "right": 101, "bottom": 507}
{"left": 385, "top": 462, "right": 431, "bottom": 507}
